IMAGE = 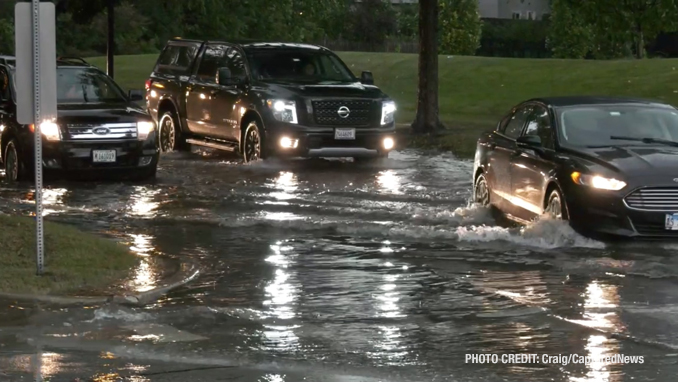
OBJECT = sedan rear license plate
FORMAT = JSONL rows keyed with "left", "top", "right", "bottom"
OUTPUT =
{"left": 666, "top": 213, "right": 678, "bottom": 230}
{"left": 92, "top": 150, "right": 116, "bottom": 163}
{"left": 334, "top": 128, "right": 356, "bottom": 140}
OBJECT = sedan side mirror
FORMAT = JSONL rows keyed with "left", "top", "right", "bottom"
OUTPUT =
{"left": 360, "top": 71, "right": 374, "bottom": 85}
{"left": 517, "top": 135, "right": 542, "bottom": 149}
{"left": 128, "top": 89, "right": 144, "bottom": 102}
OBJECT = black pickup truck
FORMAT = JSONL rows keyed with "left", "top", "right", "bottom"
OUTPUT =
{"left": 1, "top": 57, "right": 159, "bottom": 182}
{"left": 145, "top": 39, "right": 397, "bottom": 162}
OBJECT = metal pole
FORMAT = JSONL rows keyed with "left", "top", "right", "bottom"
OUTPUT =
{"left": 32, "top": 0, "right": 44, "bottom": 276}
{"left": 106, "top": 0, "right": 115, "bottom": 78}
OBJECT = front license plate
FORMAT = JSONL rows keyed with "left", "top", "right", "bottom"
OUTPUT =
{"left": 665, "top": 213, "right": 678, "bottom": 230}
{"left": 92, "top": 150, "right": 116, "bottom": 163}
{"left": 334, "top": 128, "right": 356, "bottom": 140}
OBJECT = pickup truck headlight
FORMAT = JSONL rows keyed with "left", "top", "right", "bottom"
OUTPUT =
{"left": 381, "top": 100, "right": 396, "bottom": 125}
{"left": 266, "top": 99, "right": 298, "bottom": 124}
{"left": 40, "top": 121, "right": 61, "bottom": 141}
{"left": 137, "top": 121, "right": 155, "bottom": 141}
{"left": 571, "top": 171, "right": 627, "bottom": 191}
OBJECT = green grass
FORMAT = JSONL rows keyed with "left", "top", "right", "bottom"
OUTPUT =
{"left": 0, "top": 214, "right": 138, "bottom": 295}
{"left": 87, "top": 52, "right": 678, "bottom": 157}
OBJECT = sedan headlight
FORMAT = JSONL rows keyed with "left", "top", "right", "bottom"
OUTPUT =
{"left": 381, "top": 100, "right": 396, "bottom": 125}
{"left": 571, "top": 171, "right": 627, "bottom": 191}
{"left": 137, "top": 121, "right": 155, "bottom": 141}
{"left": 267, "top": 99, "right": 298, "bottom": 124}
{"left": 40, "top": 121, "right": 61, "bottom": 141}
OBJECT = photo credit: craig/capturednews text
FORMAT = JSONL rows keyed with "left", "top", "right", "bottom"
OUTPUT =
{"left": 465, "top": 354, "right": 645, "bottom": 365}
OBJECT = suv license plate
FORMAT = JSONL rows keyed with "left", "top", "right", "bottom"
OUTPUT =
{"left": 334, "top": 128, "right": 356, "bottom": 140}
{"left": 93, "top": 150, "right": 116, "bottom": 163}
{"left": 665, "top": 213, "right": 678, "bottom": 230}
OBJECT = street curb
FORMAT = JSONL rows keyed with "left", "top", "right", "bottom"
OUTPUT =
{"left": 0, "top": 259, "right": 201, "bottom": 307}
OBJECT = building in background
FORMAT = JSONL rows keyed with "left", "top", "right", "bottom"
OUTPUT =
{"left": 359, "top": 0, "right": 552, "bottom": 20}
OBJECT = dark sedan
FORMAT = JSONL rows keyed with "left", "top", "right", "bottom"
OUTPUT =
{"left": 472, "top": 96, "right": 678, "bottom": 239}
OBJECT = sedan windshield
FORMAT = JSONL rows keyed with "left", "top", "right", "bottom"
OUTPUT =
{"left": 558, "top": 105, "right": 678, "bottom": 147}
{"left": 56, "top": 67, "right": 127, "bottom": 104}
{"left": 245, "top": 48, "right": 356, "bottom": 84}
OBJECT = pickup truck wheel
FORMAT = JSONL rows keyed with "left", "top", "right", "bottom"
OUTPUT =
{"left": 159, "top": 112, "right": 187, "bottom": 153}
{"left": 243, "top": 121, "right": 262, "bottom": 163}
{"left": 3, "top": 139, "right": 24, "bottom": 182}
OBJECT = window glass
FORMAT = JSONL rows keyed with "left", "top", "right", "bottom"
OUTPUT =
{"left": 558, "top": 106, "right": 678, "bottom": 146}
{"left": 502, "top": 106, "right": 531, "bottom": 139}
{"left": 56, "top": 68, "right": 126, "bottom": 104}
{"left": 0, "top": 67, "right": 9, "bottom": 102}
{"left": 196, "top": 44, "right": 230, "bottom": 82}
{"left": 223, "top": 48, "right": 247, "bottom": 80}
{"left": 523, "top": 105, "right": 554, "bottom": 149}
{"left": 245, "top": 48, "right": 355, "bottom": 83}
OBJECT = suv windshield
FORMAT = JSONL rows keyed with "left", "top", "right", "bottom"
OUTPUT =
{"left": 56, "top": 67, "right": 127, "bottom": 104}
{"left": 558, "top": 105, "right": 678, "bottom": 146}
{"left": 245, "top": 48, "right": 356, "bottom": 84}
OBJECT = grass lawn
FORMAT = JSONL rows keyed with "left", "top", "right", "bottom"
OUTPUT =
{"left": 0, "top": 214, "right": 138, "bottom": 295}
{"left": 87, "top": 52, "right": 678, "bottom": 158}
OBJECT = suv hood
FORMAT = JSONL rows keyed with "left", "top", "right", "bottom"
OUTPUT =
{"left": 256, "top": 81, "right": 388, "bottom": 99}
{"left": 56, "top": 102, "right": 150, "bottom": 124}
{"left": 569, "top": 145, "right": 678, "bottom": 178}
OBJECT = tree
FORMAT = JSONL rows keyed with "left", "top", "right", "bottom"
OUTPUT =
{"left": 348, "top": 0, "right": 397, "bottom": 46}
{"left": 547, "top": 0, "right": 593, "bottom": 58}
{"left": 411, "top": 0, "right": 444, "bottom": 134}
{"left": 438, "top": 0, "right": 482, "bottom": 56}
{"left": 581, "top": 0, "right": 678, "bottom": 58}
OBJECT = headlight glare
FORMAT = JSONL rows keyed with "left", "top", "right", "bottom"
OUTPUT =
{"left": 40, "top": 121, "right": 61, "bottom": 141}
{"left": 381, "top": 100, "right": 396, "bottom": 125}
{"left": 137, "top": 121, "right": 155, "bottom": 141}
{"left": 267, "top": 99, "right": 298, "bottom": 124}
{"left": 571, "top": 171, "right": 626, "bottom": 191}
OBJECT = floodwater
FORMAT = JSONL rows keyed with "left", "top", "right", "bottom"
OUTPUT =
{"left": 1, "top": 149, "right": 678, "bottom": 381}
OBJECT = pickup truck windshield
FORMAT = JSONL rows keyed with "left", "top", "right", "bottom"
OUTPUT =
{"left": 56, "top": 67, "right": 127, "bottom": 104}
{"left": 246, "top": 49, "right": 356, "bottom": 84}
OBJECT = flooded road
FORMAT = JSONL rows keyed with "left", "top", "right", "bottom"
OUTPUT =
{"left": 1, "top": 149, "right": 678, "bottom": 381}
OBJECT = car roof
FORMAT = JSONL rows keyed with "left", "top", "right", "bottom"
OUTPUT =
{"left": 0, "top": 56, "right": 95, "bottom": 69}
{"left": 527, "top": 96, "right": 674, "bottom": 108}
{"left": 167, "top": 38, "right": 327, "bottom": 51}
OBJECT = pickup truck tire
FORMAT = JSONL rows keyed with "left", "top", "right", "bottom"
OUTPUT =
{"left": 131, "top": 164, "right": 158, "bottom": 182}
{"left": 159, "top": 111, "right": 188, "bottom": 153}
{"left": 242, "top": 121, "right": 262, "bottom": 163}
{"left": 3, "top": 139, "right": 26, "bottom": 182}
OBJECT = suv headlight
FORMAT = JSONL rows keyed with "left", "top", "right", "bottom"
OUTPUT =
{"left": 266, "top": 99, "right": 298, "bottom": 124}
{"left": 571, "top": 171, "right": 627, "bottom": 191}
{"left": 40, "top": 121, "right": 61, "bottom": 141}
{"left": 137, "top": 121, "right": 155, "bottom": 141}
{"left": 381, "top": 100, "right": 396, "bottom": 125}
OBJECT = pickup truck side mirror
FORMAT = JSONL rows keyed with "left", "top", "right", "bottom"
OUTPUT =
{"left": 217, "top": 67, "right": 245, "bottom": 86}
{"left": 360, "top": 71, "right": 374, "bottom": 85}
{"left": 128, "top": 89, "right": 144, "bottom": 102}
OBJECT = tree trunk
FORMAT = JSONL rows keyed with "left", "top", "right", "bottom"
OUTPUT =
{"left": 411, "top": 0, "right": 444, "bottom": 134}
{"left": 106, "top": 0, "right": 115, "bottom": 78}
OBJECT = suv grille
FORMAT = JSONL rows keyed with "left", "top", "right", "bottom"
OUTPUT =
{"left": 66, "top": 123, "right": 137, "bottom": 140}
{"left": 625, "top": 187, "right": 678, "bottom": 210}
{"left": 312, "top": 100, "right": 377, "bottom": 126}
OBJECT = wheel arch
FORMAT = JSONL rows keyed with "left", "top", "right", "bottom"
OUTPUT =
{"left": 543, "top": 179, "right": 570, "bottom": 218}
{"left": 157, "top": 97, "right": 181, "bottom": 130}
{"left": 239, "top": 110, "right": 264, "bottom": 153}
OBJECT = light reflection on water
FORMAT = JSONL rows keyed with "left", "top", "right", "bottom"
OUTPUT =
{"left": 127, "top": 186, "right": 161, "bottom": 217}
{"left": 568, "top": 281, "right": 623, "bottom": 382}
{"left": 261, "top": 242, "right": 300, "bottom": 351}
{"left": 126, "top": 233, "right": 160, "bottom": 293}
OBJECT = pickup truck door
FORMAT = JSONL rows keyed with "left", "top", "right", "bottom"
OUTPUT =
{"left": 185, "top": 79, "right": 215, "bottom": 136}
{"left": 185, "top": 43, "right": 228, "bottom": 137}
{"left": 210, "top": 46, "right": 247, "bottom": 142}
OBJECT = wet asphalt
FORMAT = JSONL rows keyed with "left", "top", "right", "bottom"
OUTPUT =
{"left": 1, "top": 148, "right": 678, "bottom": 381}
